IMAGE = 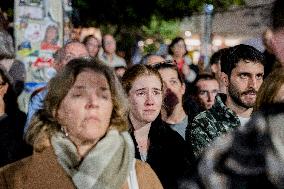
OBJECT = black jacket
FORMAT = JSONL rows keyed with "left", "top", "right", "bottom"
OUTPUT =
{"left": 0, "top": 110, "right": 32, "bottom": 167}
{"left": 130, "top": 116, "right": 192, "bottom": 189}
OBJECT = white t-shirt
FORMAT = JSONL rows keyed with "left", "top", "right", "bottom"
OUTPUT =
{"left": 238, "top": 116, "right": 250, "bottom": 127}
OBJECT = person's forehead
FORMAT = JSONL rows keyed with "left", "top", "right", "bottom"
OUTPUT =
{"left": 147, "top": 56, "right": 165, "bottom": 65}
{"left": 104, "top": 35, "right": 114, "bottom": 41}
{"left": 234, "top": 60, "right": 264, "bottom": 71}
{"left": 75, "top": 71, "right": 109, "bottom": 87}
{"left": 132, "top": 75, "right": 161, "bottom": 89}
{"left": 65, "top": 43, "right": 88, "bottom": 55}
{"left": 159, "top": 68, "right": 178, "bottom": 78}
{"left": 197, "top": 79, "right": 219, "bottom": 88}
{"left": 87, "top": 38, "right": 98, "bottom": 43}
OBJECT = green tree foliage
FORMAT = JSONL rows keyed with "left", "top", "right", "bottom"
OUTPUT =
{"left": 72, "top": 0, "right": 245, "bottom": 61}
{"left": 72, "top": 0, "right": 245, "bottom": 27}
{"left": 142, "top": 16, "right": 181, "bottom": 41}
{"left": 1, "top": 0, "right": 245, "bottom": 62}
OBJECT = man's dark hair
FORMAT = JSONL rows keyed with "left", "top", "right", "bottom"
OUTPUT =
{"left": 271, "top": 0, "right": 284, "bottom": 31}
{"left": 220, "top": 44, "right": 265, "bottom": 77}
{"left": 191, "top": 73, "right": 217, "bottom": 96}
{"left": 209, "top": 48, "right": 228, "bottom": 66}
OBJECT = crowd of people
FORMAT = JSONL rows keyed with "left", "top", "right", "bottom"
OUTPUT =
{"left": 0, "top": 0, "right": 284, "bottom": 188}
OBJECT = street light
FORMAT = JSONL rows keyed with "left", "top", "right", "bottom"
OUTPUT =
{"left": 202, "top": 4, "right": 214, "bottom": 71}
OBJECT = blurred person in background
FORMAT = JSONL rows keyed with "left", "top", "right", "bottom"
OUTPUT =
{"left": 166, "top": 37, "right": 199, "bottom": 83}
{"left": 24, "top": 41, "right": 89, "bottom": 136}
{"left": 82, "top": 35, "right": 101, "bottom": 58}
{"left": 0, "top": 58, "right": 163, "bottom": 189}
{"left": 114, "top": 65, "right": 127, "bottom": 83}
{"left": 209, "top": 48, "right": 228, "bottom": 94}
{"left": 154, "top": 62, "right": 191, "bottom": 140}
{"left": 99, "top": 34, "right": 127, "bottom": 68}
{"left": 254, "top": 68, "right": 284, "bottom": 111}
{"left": 262, "top": 0, "right": 284, "bottom": 77}
{"left": 140, "top": 53, "right": 166, "bottom": 66}
{"left": 191, "top": 73, "right": 220, "bottom": 112}
{"left": 0, "top": 11, "right": 26, "bottom": 97}
{"left": 0, "top": 65, "right": 32, "bottom": 167}
{"left": 179, "top": 102, "right": 284, "bottom": 189}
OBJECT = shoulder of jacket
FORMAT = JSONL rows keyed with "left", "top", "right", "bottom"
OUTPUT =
{"left": 0, "top": 156, "right": 31, "bottom": 176}
{"left": 134, "top": 160, "right": 163, "bottom": 189}
{"left": 192, "top": 111, "right": 214, "bottom": 124}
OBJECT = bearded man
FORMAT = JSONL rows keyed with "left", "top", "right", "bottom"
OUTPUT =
{"left": 187, "top": 44, "right": 265, "bottom": 158}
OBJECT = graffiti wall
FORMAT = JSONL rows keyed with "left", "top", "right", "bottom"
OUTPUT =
{"left": 14, "top": 0, "right": 64, "bottom": 112}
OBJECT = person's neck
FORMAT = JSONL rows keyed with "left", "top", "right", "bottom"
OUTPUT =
{"left": 129, "top": 113, "right": 151, "bottom": 131}
{"left": 173, "top": 55, "right": 183, "bottom": 62}
{"left": 161, "top": 105, "right": 187, "bottom": 124}
{"left": 105, "top": 52, "right": 114, "bottom": 61}
{"left": 71, "top": 137, "right": 99, "bottom": 160}
{"left": 225, "top": 96, "right": 252, "bottom": 118}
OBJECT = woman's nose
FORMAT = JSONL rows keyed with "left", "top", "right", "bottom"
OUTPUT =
{"left": 86, "top": 93, "right": 99, "bottom": 108}
{"left": 145, "top": 93, "right": 154, "bottom": 105}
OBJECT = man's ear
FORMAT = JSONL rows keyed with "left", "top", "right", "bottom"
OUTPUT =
{"left": 181, "top": 83, "right": 186, "bottom": 95}
{"left": 220, "top": 72, "right": 229, "bottom": 88}
{"left": 263, "top": 29, "right": 274, "bottom": 53}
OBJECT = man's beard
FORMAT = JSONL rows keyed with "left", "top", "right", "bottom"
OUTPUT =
{"left": 228, "top": 83, "right": 257, "bottom": 109}
{"left": 163, "top": 89, "right": 179, "bottom": 116}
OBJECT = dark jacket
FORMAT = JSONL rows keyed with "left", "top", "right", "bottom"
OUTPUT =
{"left": 130, "top": 116, "right": 192, "bottom": 189}
{"left": 0, "top": 146, "right": 163, "bottom": 189}
{"left": 0, "top": 110, "right": 32, "bottom": 167}
{"left": 186, "top": 94, "right": 240, "bottom": 158}
{"left": 179, "top": 103, "right": 284, "bottom": 189}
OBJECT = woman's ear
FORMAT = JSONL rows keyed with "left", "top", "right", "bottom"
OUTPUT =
{"left": 52, "top": 109, "right": 57, "bottom": 118}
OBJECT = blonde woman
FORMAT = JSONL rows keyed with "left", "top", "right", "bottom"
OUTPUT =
{"left": 0, "top": 58, "right": 162, "bottom": 189}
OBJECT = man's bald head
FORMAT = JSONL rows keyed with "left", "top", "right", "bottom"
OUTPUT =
{"left": 54, "top": 41, "right": 89, "bottom": 71}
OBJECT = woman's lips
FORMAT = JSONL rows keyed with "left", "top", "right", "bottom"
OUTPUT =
{"left": 143, "top": 109, "right": 156, "bottom": 113}
{"left": 84, "top": 116, "right": 100, "bottom": 122}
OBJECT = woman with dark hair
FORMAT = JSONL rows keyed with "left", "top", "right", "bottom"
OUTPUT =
{"left": 0, "top": 65, "right": 31, "bottom": 167}
{"left": 0, "top": 58, "right": 162, "bottom": 189}
{"left": 166, "top": 37, "right": 199, "bottom": 83}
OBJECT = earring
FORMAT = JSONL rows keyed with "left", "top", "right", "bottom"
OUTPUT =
{"left": 61, "top": 127, "right": 69, "bottom": 137}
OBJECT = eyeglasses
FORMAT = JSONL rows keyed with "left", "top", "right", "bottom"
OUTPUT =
{"left": 151, "top": 60, "right": 177, "bottom": 69}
